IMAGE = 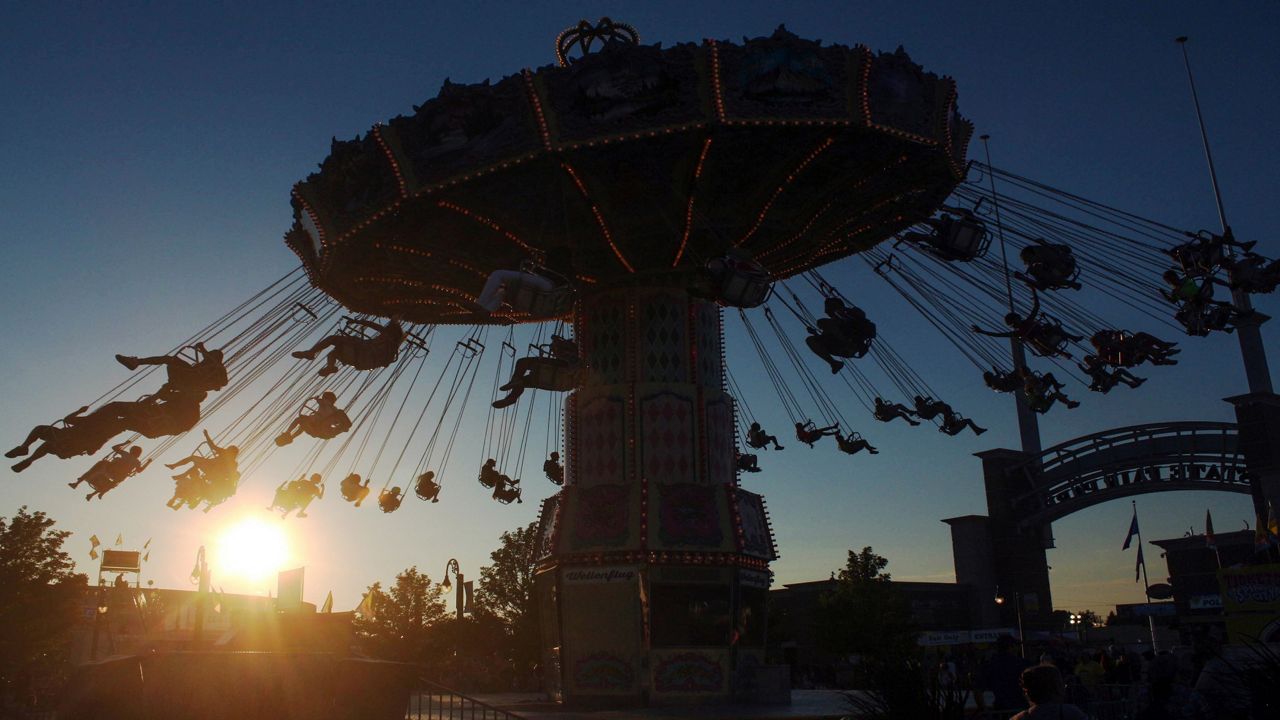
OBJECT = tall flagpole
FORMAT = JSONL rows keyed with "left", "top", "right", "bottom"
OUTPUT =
{"left": 1133, "top": 500, "right": 1151, "bottom": 600}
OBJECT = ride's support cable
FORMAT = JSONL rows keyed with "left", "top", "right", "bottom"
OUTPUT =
{"left": 738, "top": 310, "right": 803, "bottom": 426}
{"left": 762, "top": 306, "right": 849, "bottom": 429}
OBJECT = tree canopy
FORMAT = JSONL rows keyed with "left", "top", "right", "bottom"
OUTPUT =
{"left": 353, "top": 566, "right": 447, "bottom": 661}
{"left": 0, "top": 507, "right": 87, "bottom": 707}
{"left": 473, "top": 521, "right": 540, "bottom": 675}
{"left": 816, "top": 546, "right": 916, "bottom": 661}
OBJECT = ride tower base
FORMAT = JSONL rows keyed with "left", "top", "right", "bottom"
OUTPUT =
{"left": 533, "top": 285, "right": 779, "bottom": 706}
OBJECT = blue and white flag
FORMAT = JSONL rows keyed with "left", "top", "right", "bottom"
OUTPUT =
{"left": 1122, "top": 511, "right": 1139, "bottom": 550}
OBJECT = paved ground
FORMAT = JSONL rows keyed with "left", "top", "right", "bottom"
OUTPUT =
{"left": 456, "top": 690, "right": 854, "bottom": 719}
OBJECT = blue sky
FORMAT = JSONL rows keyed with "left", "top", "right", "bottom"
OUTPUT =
{"left": 1, "top": 2, "right": 1276, "bottom": 616}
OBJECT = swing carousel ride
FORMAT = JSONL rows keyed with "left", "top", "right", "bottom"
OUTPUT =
{"left": 9, "top": 19, "right": 1278, "bottom": 702}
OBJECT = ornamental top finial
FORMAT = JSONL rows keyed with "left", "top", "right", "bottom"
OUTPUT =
{"left": 554, "top": 17, "right": 640, "bottom": 67}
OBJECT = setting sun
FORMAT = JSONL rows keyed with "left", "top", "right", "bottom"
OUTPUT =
{"left": 215, "top": 516, "right": 289, "bottom": 587}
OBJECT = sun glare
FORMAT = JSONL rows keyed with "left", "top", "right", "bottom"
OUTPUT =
{"left": 216, "top": 516, "right": 289, "bottom": 587}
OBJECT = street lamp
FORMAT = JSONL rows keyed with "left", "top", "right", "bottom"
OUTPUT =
{"left": 994, "top": 587, "right": 1025, "bottom": 658}
{"left": 441, "top": 558, "right": 464, "bottom": 621}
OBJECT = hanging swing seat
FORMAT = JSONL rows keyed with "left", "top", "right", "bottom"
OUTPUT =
{"left": 415, "top": 473, "right": 441, "bottom": 502}
{"left": 903, "top": 209, "right": 990, "bottom": 261}
{"left": 718, "top": 267, "right": 773, "bottom": 309}
{"left": 506, "top": 277, "right": 573, "bottom": 317}
{"left": 378, "top": 488, "right": 404, "bottom": 513}
{"left": 524, "top": 360, "right": 579, "bottom": 392}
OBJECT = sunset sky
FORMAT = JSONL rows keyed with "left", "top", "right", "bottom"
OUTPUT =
{"left": 1, "top": 1, "right": 1276, "bottom": 616}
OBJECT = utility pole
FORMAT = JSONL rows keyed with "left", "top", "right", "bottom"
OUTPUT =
{"left": 1175, "top": 37, "right": 1273, "bottom": 395}
{"left": 980, "top": 135, "right": 1043, "bottom": 458}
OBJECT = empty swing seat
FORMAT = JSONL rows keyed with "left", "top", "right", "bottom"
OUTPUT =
{"left": 718, "top": 269, "right": 773, "bottom": 308}
{"left": 929, "top": 216, "right": 989, "bottom": 260}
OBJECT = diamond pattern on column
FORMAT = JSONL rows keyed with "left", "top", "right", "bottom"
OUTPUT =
{"left": 575, "top": 395, "right": 627, "bottom": 485}
{"left": 639, "top": 391, "right": 696, "bottom": 485}
{"left": 695, "top": 302, "right": 723, "bottom": 388}
{"left": 585, "top": 297, "right": 626, "bottom": 385}
{"left": 639, "top": 293, "right": 687, "bottom": 384}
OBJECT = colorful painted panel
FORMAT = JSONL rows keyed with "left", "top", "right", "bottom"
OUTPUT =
{"left": 735, "top": 490, "right": 775, "bottom": 560}
{"left": 703, "top": 393, "right": 735, "bottom": 485}
{"left": 657, "top": 483, "right": 724, "bottom": 548}
{"left": 574, "top": 394, "right": 628, "bottom": 485}
{"left": 536, "top": 493, "right": 563, "bottom": 559}
{"left": 539, "top": 42, "right": 702, "bottom": 143}
{"left": 715, "top": 29, "right": 851, "bottom": 120}
{"left": 652, "top": 651, "right": 726, "bottom": 694}
{"left": 573, "top": 652, "right": 636, "bottom": 692}
{"left": 569, "top": 484, "right": 632, "bottom": 550}
{"left": 639, "top": 390, "right": 697, "bottom": 484}
{"left": 637, "top": 292, "right": 689, "bottom": 384}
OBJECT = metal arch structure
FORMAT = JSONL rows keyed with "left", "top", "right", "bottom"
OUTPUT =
{"left": 1005, "top": 422, "right": 1252, "bottom": 529}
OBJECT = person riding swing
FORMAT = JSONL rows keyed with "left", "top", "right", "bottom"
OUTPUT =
{"left": 293, "top": 316, "right": 406, "bottom": 377}
{"left": 166, "top": 430, "right": 240, "bottom": 512}
{"left": 745, "top": 421, "right": 784, "bottom": 450}
{"left": 340, "top": 473, "right": 372, "bottom": 507}
{"left": 492, "top": 334, "right": 580, "bottom": 409}
{"left": 983, "top": 367, "right": 1023, "bottom": 393}
{"left": 116, "top": 342, "right": 228, "bottom": 395}
{"left": 835, "top": 431, "right": 878, "bottom": 455}
{"left": 805, "top": 298, "right": 876, "bottom": 374}
{"left": 415, "top": 470, "right": 441, "bottom": 502}
{"left": 1090, "top": 330, "right": 1179, "bottom": 367}
{"left": 1078, "top": 355, "right": 1145, "bottom": 393}
{"left": 912, "top": 396, "right": 986, "bottom": 436}
{"left": 873, "top": 397, "right": 920, "bottom": 426}
{"left": 71, "top": 442, "right": 151, "bottom": 501}
{"left": 1015, "top": 242, "right": 1081, "bottom": 291}
{"left": 472, "top": 247, "right": 575, "bottom": 317}
{"left": 8, "top": 405, "right": 129, "bottom": 473}
{"left": 275, "top": 391, "right": 352, "bottom": 445}
{"left": 491, "top": 474, "right": 522, "bottom": 504}
{"left": 1020, "top": 368, "right": 1079, "bottom": 414}
{"left": 794, "top": 420, "right": 840, "bottom": 447}
{"left": 543, "top": 452, "right": 564, "bottom": 486}
{"left": 378, "top": 487, "right": 404, "bottom": 513}
{"left": 971, "top": 292, "right": 1081, "bottom": 359}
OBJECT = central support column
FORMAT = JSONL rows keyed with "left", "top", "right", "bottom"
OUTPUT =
{"left": 533, "top": 285, "right": 778, "bottom": 707}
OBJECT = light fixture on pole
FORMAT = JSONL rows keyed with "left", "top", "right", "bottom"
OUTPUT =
{"left": 994, "top": 587, "right": 1025, "bottom": 658}
{"left": 441, "top": 558, "right": 464, "bottom": 621}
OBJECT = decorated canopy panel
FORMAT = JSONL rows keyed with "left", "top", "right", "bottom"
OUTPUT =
{"left": 287, "top": 27, "right": 970, "bottom": 324}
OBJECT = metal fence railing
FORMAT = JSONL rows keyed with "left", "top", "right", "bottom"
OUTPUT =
{"left": 404, "top": 678, "right": 527, "bottom": 720}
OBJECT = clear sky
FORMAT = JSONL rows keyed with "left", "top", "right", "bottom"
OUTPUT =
{"left": 1, "top": 1, "right": 1276, "bottom": 617}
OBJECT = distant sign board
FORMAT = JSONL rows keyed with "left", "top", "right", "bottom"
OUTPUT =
{"left": 918, "top": 628, "right": 1017, "bottom": 646}
{"left": 1147, "top": 583, "right": 1174, "bottom": 600}
{"left": 1189, "top": 594, "right": 1223, "bottom": 611}
{"left": 100, "top": 550, "right": 141, "bottom": 572}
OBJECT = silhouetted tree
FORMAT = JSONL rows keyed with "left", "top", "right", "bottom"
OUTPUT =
{"left": 353, "top": 566, "right": 447, "bottom": 661}
{"left": 0, "top": 507, "right": 87, "bottom": 710}
{"left": 816, "top": 546, "right": 916, "bottom": 662}
{"left": 473, "top": 521, "right": 541, "bottom": 687}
